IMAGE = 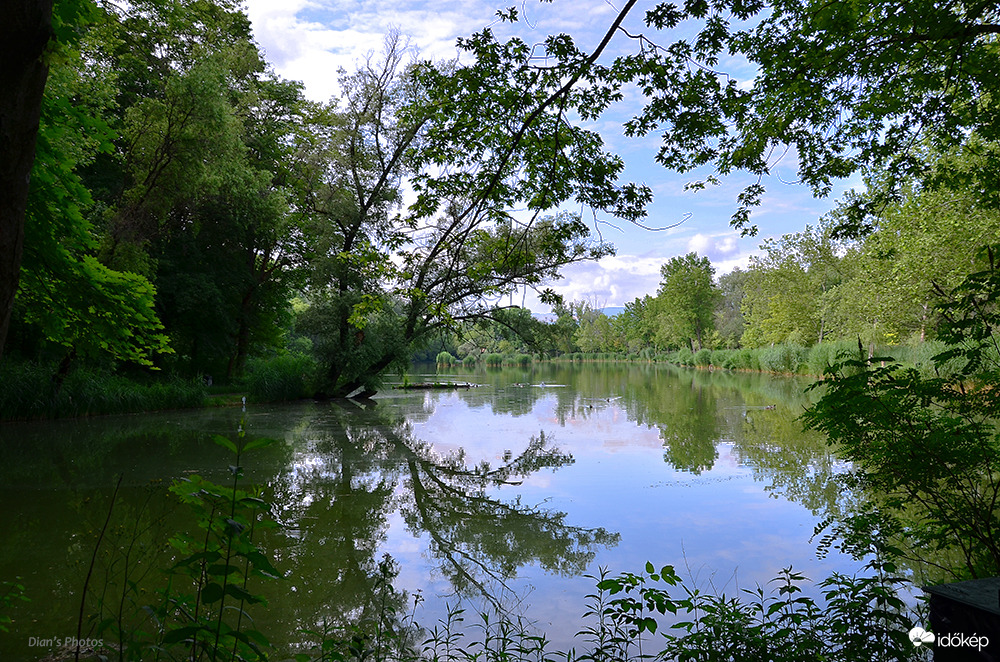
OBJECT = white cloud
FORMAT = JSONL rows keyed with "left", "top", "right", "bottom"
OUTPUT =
{"left": 686, "top": 232, "right": 740, "bottom": 262}
{"left": 246, "top": 0, "right": 487, "bottom": 100}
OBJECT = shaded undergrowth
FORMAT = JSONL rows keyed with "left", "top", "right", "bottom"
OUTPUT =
{"left": 0, "top": 360, "right": 206, "bottom": 421}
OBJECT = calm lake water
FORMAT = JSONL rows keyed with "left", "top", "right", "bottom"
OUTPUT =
{"left": 0, "top": 363, "right": 865, "bottom": 659}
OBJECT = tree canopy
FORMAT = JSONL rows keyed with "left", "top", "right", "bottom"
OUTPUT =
{"left": 598, "top": 0, "right": 1000, "bottom": 236}
{"left": 6, "top": 0, "right": 1000, "bottom": 398}
{"left": 650, "top": 253, "right": 718, "bottom": 351}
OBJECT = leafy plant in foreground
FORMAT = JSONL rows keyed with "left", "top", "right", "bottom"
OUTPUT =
{"left": 297, "top": 554, "right": 424, "bottom": 662}
{"left": 0, "top": 577, "right": 29, "bottom": 633}
{"left": 586, "top": 562, "right": 919, "bottom": 662}
{"left": 803, "top": 246, "right": 1000, "bottom": 579}
{"left": 152, "top": 412, "right": 280, "bottom": 661}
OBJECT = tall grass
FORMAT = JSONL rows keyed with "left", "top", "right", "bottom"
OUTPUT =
{"left": 758, "top": 344, "right": 809, "bottom": 373}
{"left": 244, "top": 353, "right": 316, "bottom": 402}
{"left": 0, "top": 360, "right": 206, "bottom": 421}
{"left": 649, "top": 339, "right": 968, "bottom": 378}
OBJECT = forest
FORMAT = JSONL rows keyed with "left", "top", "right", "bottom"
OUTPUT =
{"left": 2, "top": 0, "right": 646, "bottom": 413}
{"left": 3, "top": 0, "right": 999, "bottom": 414}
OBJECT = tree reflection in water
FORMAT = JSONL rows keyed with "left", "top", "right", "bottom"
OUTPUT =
{"left": 264, "top": 400, "right": 618, "bottom": 644}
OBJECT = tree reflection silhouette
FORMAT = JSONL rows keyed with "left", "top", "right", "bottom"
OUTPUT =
{"left": 396, "top": 430, "right": 617, "bottom": 595}
{"left": 264, "top": 400, "right": 618, "bottom": 640}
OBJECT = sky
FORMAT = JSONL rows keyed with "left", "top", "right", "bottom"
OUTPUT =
{"left": 243, "top": 0, "right": 862, "bottom": 312}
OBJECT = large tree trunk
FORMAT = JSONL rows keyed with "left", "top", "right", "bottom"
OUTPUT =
{"left": 0, "top": 0, "right": 54, "bottom": 362}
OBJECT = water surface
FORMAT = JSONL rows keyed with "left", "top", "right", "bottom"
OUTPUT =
{"left": 0, "top": 363, "right": 861, "bottom": 659}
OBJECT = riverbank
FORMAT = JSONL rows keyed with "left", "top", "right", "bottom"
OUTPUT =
{"left": 435, "top": 338, "right": 963, "bottom": 380}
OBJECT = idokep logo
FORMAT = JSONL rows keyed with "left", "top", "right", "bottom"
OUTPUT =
{"left": 909, "top": 627, "right": 935, "bottom": 647}
{"left": 909, "top": 626, "right": 992, "bottom": 652}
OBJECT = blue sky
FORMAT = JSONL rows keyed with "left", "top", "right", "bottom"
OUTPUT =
{"left": 244, "top": 0, "right": 861, "bottom": 311}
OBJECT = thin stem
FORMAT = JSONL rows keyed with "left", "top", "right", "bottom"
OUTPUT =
{"left": 76, "top": 474, "right": 124, "bottom": 662}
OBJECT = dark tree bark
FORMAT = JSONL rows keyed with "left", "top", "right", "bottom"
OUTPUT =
{"left": 0, "top": 0, "right": 54, "bottom": 362}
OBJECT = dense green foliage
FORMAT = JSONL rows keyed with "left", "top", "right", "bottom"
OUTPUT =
{"left": 4, "top": 0, "right": 651, "bottom": 405}
{"left": 603, "top": 0, "right": 1000, "bottom": 236}
{"left": 7, "top": 0, "right": 1000, "bottom": 410}
{"left": 804, "top": 248, "right": 1000, "bottom": 579}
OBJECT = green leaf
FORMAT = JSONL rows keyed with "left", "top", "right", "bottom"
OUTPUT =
{"left": 171, "top": 550, "right": 222, "bottom": 569}
{"left": 225, "top": 584, "right": 266, "bottom": 605}
{"left": 201, "top": 582, "right": 224, "bottom": 603}
{"left": 213, "top": 435, "right": 238, "bottom": 453}
{"left": 162, "top": 625, "right": 202, "bottom": 645}
{"left": 596, "top": 579, "right": 622, "bottom": 593}
{"left": 207, "top": 563, "right": 241, "bottom": 578}
{"left": 242, "top": 437, "right": 277, "bottom": 451}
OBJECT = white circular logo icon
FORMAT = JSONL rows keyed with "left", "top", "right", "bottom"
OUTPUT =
{"left": 909, "top": 626, "right": 935, "bottom": 647}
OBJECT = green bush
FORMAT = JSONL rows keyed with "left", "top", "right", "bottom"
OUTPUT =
{"left": 462, "top": 354, "right": 478, "bottom": 367}
{"left": 484, "top": 353, "right": 504, "bottom": 366}
{"left": 435, "top": 351, "right": 456, "bottom": 365}
{"left": 675, "top": 347, "right": 694, "bottom": 366}
{"left": 708, "top": 349, "right": 728, "bottom": 367}
{"left": 694, "top": 348, "right": 712, "bottom": 366}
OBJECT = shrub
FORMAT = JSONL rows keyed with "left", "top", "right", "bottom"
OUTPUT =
{"left": 722, "top": 351, "right": 740, "bottom": 370}
{"left": 435, "top": 351, "right": 456, "bottom": 365}
{"left": 462, "top": 354, "right": 478, "bottom": 367}
{"left": 694, "top": 348, "right": 712, "bottom": 366}
{"left": 675, "top": 347, "right": 694, "bottom": 366}
{"left": 710, "top": 349, "right": 732, "bottom": 368}
{"left": 484, "top": 353, "right": 504, "bottom": 366}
